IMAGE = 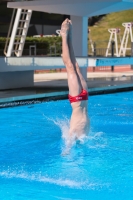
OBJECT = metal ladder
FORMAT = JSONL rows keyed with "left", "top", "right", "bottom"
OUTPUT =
{"left": 119, "top": 22, "right": 133, "bottom": 57}
{"left": 88, "top": 29, "right": 94, "bottom": 55}
{"left": 105, "top": 28, "right": 121, "bottom": 57}
{"left": 4, "top": 8, "right": 32, "bottom": 57}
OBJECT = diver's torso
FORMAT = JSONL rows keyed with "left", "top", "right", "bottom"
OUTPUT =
{"left": 69, "top": 100, "right": 90, "bottom": 137}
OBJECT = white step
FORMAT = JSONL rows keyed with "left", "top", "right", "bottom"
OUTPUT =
{"left": 16, "top": 35, "right": 25, "bottom": 37}
{"left": 14, "top": 42, "right": 23, "bottom": 45}
{"left": 21, "top": 12, "right": 30, "bottom": 14}
{"left": 17, "top": 27, "right": 27, "bottom": 30}
{"left": 12, "top": 50, "right": 22, "bottom": 52}
{"left": 19, "top": 20, "right": 29, "bottom": 22}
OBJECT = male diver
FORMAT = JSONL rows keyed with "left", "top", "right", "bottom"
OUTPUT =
{"left": 60, "top": 19, "right": 90, "bottom": 140}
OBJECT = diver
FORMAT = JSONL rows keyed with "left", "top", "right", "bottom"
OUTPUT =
{"left": 60, "top": 18, "right": 90, "bottom": 140}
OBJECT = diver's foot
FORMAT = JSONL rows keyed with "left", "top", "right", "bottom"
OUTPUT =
{"left": 68, "top": 20, "right": 72, "bottom": 40}
{"left": 60, "top": 18, "right": 70, "bottom": 38}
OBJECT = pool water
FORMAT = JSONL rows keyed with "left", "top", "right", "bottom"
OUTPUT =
{"left": 0, "top": 91, "right": 133, "bottom": 200}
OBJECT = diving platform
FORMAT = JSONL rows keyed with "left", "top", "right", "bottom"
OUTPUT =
{"left": 0, "top": 56, "right": 133, "bottom": 72}
{"left": 0, "top": 55, "right": 133, "bottom": 90}
{"left": 2, "top": 0, "right": 133, "bottom": 90}
{"left": 1, "top": 56, "right": 133, "bottom": 90}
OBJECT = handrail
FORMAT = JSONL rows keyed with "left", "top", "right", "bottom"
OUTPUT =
{"left": 4, "top": 8, "right": 16, "bottom": 56}
{"left": 15, "top": 9, "right": 27, "bottom": 55}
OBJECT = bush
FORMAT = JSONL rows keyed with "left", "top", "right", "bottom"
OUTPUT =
{"left": 0, "top": 37, "right": 6, "bottom": 49}
{"left": 0, "top": 36, "right": 62, "bottom": 56}
{"left": 25, "top": 37, "right": 62, "bottom": 55}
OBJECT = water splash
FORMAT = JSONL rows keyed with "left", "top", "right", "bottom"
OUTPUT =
{"left": 43, "top": 115, "right": 71, "bottom": 153}
{"left": 0, "top": 170, "right": 110, "bottom": 190}
{"left": 42, "top": 115, "right": 91, "bottom": 154}
{"left": 42, "top": 114, "right": 107, "bottom": 155}
{"left": 0, "top": 170, "right": 81, "bottom": 188}
{"left": 87, "top": 131, "right": 107, "bottom": 149}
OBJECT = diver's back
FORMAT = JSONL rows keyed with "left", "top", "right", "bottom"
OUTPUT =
{"left": 69, "top": 100, "right": 89, "bottom": 137}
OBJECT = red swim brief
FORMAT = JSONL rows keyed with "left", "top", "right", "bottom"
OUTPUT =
{"left": 68, "top": 89, "right": 88, "bottom": 103}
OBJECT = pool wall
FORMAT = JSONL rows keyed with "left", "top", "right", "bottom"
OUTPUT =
{"left": 1, "top": 56, "right": 133, "bottom": 90}
{"left": 1, "top": 83, "right": 133, "bottom": 108}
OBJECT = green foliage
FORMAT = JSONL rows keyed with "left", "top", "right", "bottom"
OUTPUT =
{"left": 0, "top": 37, "right": 6, "bottom": 49}
{"left": 0, "top": 36, "right": 62, "bottom": 56}
{"left": 25, "top": 36, "right": 61, "bottom": 49}
{"left": 89, "top": 9, "right": 133, "bottom": 49}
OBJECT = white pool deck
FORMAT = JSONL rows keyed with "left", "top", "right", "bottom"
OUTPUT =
{"left": 0, "top": 69, "right": 133, "bottom": 106}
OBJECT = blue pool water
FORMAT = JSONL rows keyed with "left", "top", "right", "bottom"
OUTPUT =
{"left": 0, "top": 91, "right": 133, "bottom": 200}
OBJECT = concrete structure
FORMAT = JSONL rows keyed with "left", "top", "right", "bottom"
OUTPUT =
{"left": 1, "top": 70, "right": 133, "bottom": 107}
{"left": 1, "top": 56, "right": 133, "bottom": 90}
{"left": 7, "top": 0, "right": 133, "bottom": 17}
{"left": 1, "top": 0, "right": 133, "bottom": 90}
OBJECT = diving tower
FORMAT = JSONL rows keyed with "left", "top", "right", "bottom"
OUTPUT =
{"left": 106, "top": 28, "right": 121, "bottom": 57}
{"left": 4, "top": 9, "right": 32, "bottom": 57}
{"left": 119, "top": 22, "right": 133, "bottom": 57}
{"left": 1, "top": 0, "right": 133, "bottom": 90}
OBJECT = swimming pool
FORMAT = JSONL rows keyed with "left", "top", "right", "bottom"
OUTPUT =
{"left": 0, "top": 91, "right": 133, "bottom": 200}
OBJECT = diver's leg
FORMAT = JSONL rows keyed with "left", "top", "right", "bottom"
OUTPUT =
{"left": 68, "top": 20, "right": 88, "bottom": 91}
{"left": 61, "top": 19, "right": 82, "bottom": 96}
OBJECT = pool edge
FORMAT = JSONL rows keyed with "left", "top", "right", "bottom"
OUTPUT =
{"left": 0, "top": 83, "right": 133, "bottom": 108}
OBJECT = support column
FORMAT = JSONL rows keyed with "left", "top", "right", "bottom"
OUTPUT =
{"left": 131, "top": 42, "right": 133, "bottom": 69}
{"left": 70, "top": 15, "right": 88, "bottom": 79}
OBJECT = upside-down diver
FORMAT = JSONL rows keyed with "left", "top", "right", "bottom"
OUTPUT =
{"left": 60, "top": 18, "right": 90, "bottom": 141}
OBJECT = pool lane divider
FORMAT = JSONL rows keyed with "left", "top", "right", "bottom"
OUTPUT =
{"left": 0, "top": 83, "right": 133, "bottom": 108}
